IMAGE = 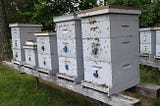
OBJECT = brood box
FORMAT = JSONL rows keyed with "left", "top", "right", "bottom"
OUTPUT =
{"left": 23, "top": 41, "right": 38, "bottom": 69}
{"left": 9, "top": 23, "right": 42, "bottom": 65}
{"left": 54, "top": 14, "right": 84, "bottom": 83}
{"left": 78, "top": 6, "right": 141, "bottom": 96}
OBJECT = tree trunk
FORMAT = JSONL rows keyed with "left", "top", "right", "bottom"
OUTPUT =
{"left": 0, "top": 0, "right": 11, "bottom": 60}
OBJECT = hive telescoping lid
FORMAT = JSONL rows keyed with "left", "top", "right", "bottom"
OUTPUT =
{"left": 78, "top": 5, "right": 141, "bottom": 17}
{"left": 53, "top": 14, "right": 80, "bottom": 23}
{"left": 23, "top": 40, "right": 37, "bottom": 49}
{"left": 139, "top": 27, "right": 160, "bottom": 31}
{"left": 25, "top": 40, "right": 37, "bottom": 46}
{"left": 9, "top": 23, "right": 42, "bottom": 28}
{"left": 34, "top": 32, "right": 56, "bottom": 37}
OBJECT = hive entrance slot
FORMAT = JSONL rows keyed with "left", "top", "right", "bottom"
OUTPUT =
{"left": 38, "top": 70, "right": 49, "bottom": 75}
{"left": 57, "top": 76, "right": 74, "bottom": 83}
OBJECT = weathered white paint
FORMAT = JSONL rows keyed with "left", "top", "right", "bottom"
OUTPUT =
{"left": 139, "top": 28, "right": 157, "bottom": 59}
{"left": 35, "top": 32, "right": 59, "bottom": 75}
{"left": 23, "top": 41, "right": 38, "bottom": 69}
{"left": 79, "top": 6, "right": 140, "bottom": 96}
{"left": 54, "top": 14, "right": 84, "bottom": 83}
{"left": 9, "top": 23, "right": 42, "bottom": 64}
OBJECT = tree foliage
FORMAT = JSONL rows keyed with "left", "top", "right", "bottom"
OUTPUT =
{"left": 0, "top": 0, "right": 160, "bottom": 58}
{"left": 107, "top": 0, "right": 160, "bottom": 27}
{"left": 1, "top": 0, "right": 160, "bottom": 33}
{"left": 13, "top": 0, "right": 98, "bottom": 30}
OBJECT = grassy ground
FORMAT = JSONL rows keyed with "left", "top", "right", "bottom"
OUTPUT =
{"left": 1, "top": 63, "right": 160, "bottom": 106}
{"left": 0, "top": 64, "right": 100, "bottom": 106}
{"left": 122, "top": 65, "right": 160, "bottom": 106}
{"left": 139, "top": 65, "right": 160, "bottom": 106}
{"left": 140, "top": 65, "right": 158, "bottom": 85}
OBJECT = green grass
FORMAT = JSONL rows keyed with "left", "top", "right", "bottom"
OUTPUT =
{"left": 154, "top": 99, "right": 160, "bottom": 106}
{"left": 140, "top": 65, "right": 160, "bottom": 105}
{"left": 140, "top": 65, "right": 158, "bottom": 84}
{"left": 123, "top": 65, "right": 160, "bottom": 106}
{"left": 1, "top": 63, "right": 160, "bottom": 106}
{"left": 0, "top": 64, "right": 94, "bottom": 106}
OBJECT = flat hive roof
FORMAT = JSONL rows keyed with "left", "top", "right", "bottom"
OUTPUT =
{"left": 9, "top": 23, "right": 42, "bottom": 28}
{"left": 78, "top": 5, "right": 141, "bottom": 18}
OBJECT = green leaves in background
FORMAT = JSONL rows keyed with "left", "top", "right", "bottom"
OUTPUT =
{"left": 4, "top": 0, "right": 160, "bottom": 30}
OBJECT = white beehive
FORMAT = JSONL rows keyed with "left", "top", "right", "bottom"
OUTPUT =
{"left": 9, "top": 23, "right": 42, "bottom": 65}
{"left": 139, "top": 28, "right": 156, "bottom": 58}
{"left": 54, "top": 14, "right": 84, "bottom": 83}
{"left": 155, "top": 28, "right": 160, "bottom": 58}
{"left": 35, "top": 32, "right": 59, "bottom": 75}
{"left": 23, "top": 40, "right": 38, "bottom": 69}
{"left": 78, "top": 6, "right": 141, "bottom": 96}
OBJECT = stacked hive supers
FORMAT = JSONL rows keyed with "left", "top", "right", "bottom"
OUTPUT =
{"left": 9, "top": 23, "right": 42, "bottom": 65}
{"left": 139, "top": 28, "right": 156, "bottom": 59}
{"left": 9, "top": 6, "right": 142, "bottom": 97}
{"left": 139, "top": 28, "right": 160, "bottom": 59}
{"left": 35, "top": 32, "right": 59, "bottom": 75}
{"left": 54, "top": 15, "right": 84, "bottom": 83}
{"left": 156, "top": 29, "right": 160, "bottom": 58}
{"left": 78, "top": 6, "right": 141, "bottom": 96}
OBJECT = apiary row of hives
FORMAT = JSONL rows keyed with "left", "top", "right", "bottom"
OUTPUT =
{"left": 9, "top": 6, "right": 141, "bottom": 96}
{"left": 9, "top": 23, "right": 42, "bottom": 65}
{"left": 139, "top": 28, "right": 160, "bottom": 59}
